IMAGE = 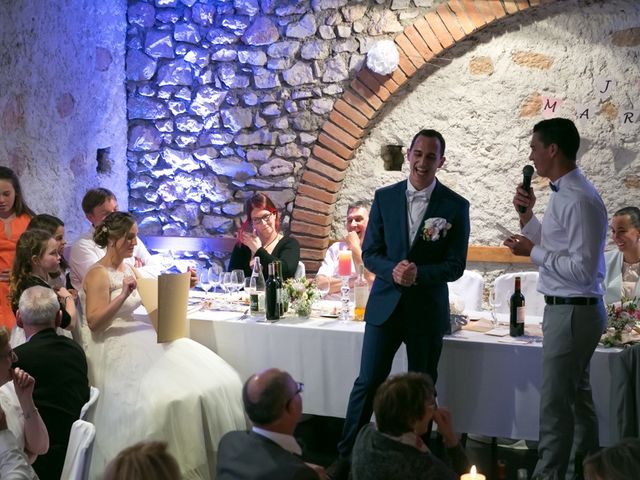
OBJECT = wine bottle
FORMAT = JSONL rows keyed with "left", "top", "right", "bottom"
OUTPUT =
{"left": 274, "top": 260, "right": 285, "bottom": 315}
{"left": 353, "top": 264, "right": 368, "bottom": 321}
{"left": 249, "top": 259, "right": 266, "bottom": 316}
{"left": 265, "top": 262, "right": 280, "bottom": 321}
{"left": 509, "top": 276, "right": 525, "bottom": 337}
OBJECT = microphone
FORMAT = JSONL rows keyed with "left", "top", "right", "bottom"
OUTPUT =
{"left": 519, "top": 165, "right": 534, "bottom": 214}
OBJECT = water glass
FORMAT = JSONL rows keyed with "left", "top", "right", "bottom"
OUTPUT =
{"left": 231, "top": 269, "right": 245, "bottom": 297}
{"left": 315, "top": 276, "right": 330, "bottom": 299}
{"left": 199, "top": 270, "right": 212, "bottom": 299}
{"left": 208, "top": 264, "right": 223, "bottom": 294}
{"left": 488, "top": 288, "right": 502, "bottom": 327}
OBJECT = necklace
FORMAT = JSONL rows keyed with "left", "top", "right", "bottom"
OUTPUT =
{"left": 262, "top": 233, "right": 281, "bottom": 250}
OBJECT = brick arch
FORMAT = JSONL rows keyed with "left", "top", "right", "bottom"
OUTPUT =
{"left": 291, "top": 0, "right": 556, "bottom": 272}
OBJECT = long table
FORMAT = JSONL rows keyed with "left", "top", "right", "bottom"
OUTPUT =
{"left": 177, "top": 307, "right": 620, "bottom": 447}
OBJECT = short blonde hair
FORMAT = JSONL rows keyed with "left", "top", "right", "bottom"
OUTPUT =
{"left": 104, "top": 441, "right": 180, "bottom": 480}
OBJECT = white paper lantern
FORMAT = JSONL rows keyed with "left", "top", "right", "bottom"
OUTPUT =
{"left": 366, "top": 40, "right": 400, "bottom": 76}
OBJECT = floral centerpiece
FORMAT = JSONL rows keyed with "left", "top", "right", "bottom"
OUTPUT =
{"left": 283, "top": 278, "right": 319, "bottom": 318}
{"left": 601, "top": 297, "right": 640, "bottom": 347}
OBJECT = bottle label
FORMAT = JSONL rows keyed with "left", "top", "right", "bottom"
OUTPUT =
{"left": 517, "top": 306, "right": 525, "bottom": 324}
{"left": 250, "top": 293, "right": 259, "bottom": 313}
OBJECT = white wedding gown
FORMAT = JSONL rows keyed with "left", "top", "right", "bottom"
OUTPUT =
{"left": 80, "top": 265, "right": 246, "bottom": 480}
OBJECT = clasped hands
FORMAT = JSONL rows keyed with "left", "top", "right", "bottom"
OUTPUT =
{"left": 393, "top": 260, "right": 417, "bottom": 287}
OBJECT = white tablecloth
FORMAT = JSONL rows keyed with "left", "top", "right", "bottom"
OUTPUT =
{"left": 137, "top": 304, "right": 620, "bottom": 446}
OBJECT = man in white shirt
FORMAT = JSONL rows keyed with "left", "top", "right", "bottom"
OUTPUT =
{"left": 505, "top": 118, "right": 607, "bottom": 480}
{"left": 69, "top": 188, "right": 158, "bottom": 290}
{"left": 316, "top": 201, "right": 373, "bottom": 294}
{"left": 216, "top": 368, "right": 327, "bottom": 480}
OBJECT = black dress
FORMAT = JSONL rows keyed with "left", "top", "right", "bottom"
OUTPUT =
{"left": 228, "top": 236, "right": 300, "bottom": 280}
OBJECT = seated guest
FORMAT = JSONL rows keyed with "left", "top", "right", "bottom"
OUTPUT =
{"left": 316, "top": 201, "right": 374, "bottom": 294}
{"left": 583, "top": 437, "right": 640, "bottom": 480}
{"left": 604, "top": 206, "right": 640, "bottom": 304}
{"left": 0, "top": 327, "right": 49, "bottom": 464}
{"left": 14, "top": 286, "right": 90, "bottom": 480}
{"left": 104, "top": 441, "right": 181, "bottom": 480}
{"left": 217, "top": 368, "right": 327, "bottom": 480}
{"left": 0, "top": 405, "right": 38, "bottom": 479}
{"left": 0, "top": 166, "right": 35, "bottom": 330}
{"left": 26, "top": 214, "right": 72, "bottom": 291}
{"left": 69, "top": 187, "right": 158, "bottom": 290}
{"left": 9, "top": 230, "right": 76, "bottom": 343}
{"left": 81, "top": 212, "right": 245, "bottom": 478}
{"left": 351, "top": 372, "right": 469, "bottom": 480}
{"left": 228, "top": 193, "right": 300, "bottom": 280}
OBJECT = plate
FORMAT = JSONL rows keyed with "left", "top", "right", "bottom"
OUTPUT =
{"left": 320, "top": 313, "right": 339, "bottom": 318}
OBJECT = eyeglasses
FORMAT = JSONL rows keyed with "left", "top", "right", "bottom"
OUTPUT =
{"left": 251, "top": 212, "right": 273, "bottom": 225}
{"left": 286, "top": 381, "right": 304, "bottom": 406}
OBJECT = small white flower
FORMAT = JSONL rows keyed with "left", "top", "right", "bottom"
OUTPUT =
{"left": 422, "top": 217, "right": 452, "bottom": 241}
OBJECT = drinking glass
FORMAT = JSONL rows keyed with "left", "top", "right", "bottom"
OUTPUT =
{"left": 199, "top": 269, "right": 212, "bottom": 299}
{"left": 488, "top": 288, "right": 502, "bottom": 327}
{"left": 231, "top": 270, "right": 245, "bottom": 297}
{"left": 220, "top": 272, "right": 232, "bottom": 302}
{"left": 208, "top": 264, "right": 223, "bottom": 294}
{"left": 159, "top": 251, "right": 174, "bottom": 273}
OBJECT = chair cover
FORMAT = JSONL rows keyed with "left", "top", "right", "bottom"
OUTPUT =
{"left": 448, "top": 270, "right": 485, "bottom": 312}
{"left": 493, "top": 271, "right": 545, "bottom": 319}
{"left": 60, "top": 420, "right": 96, "bottom": 480}
{"left": 79, "top": 386, "right": 100, "bottom": 420}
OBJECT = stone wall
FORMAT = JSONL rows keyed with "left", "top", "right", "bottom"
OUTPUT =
{"left": 0, "top": 0, "right": 127, "bottom": 239}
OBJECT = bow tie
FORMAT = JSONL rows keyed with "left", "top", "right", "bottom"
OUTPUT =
{"left": 549, "top": 182, "right": 558, "bottom": 192}
{"left": 406, "top": 190, "right": 429, "bottom": 202}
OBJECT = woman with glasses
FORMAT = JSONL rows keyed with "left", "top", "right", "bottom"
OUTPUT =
{"left": 0, "top": 326, "right": 49, "bottom": 464}
{"left": 228, "top": 193, "right": 300, "bottom": 280}
{"left": 80, "top": 212, "right": 245, "bottom": 479}
{"left": 350, "top": 372, "right": 469, "bottom": 480}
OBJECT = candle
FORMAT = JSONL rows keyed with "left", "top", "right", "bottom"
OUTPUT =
{"left": 337, "top": 250, "right": 353, "bottom": 277}
{"left": 460, "top": 465, "right": 486, "bottom": 480}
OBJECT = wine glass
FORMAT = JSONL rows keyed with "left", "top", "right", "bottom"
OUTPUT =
{"left": 220, "top": 272, "right": 232, "bottom": 302}
{"left": 488, "top": 288, "right": 502, "bottom": 327}
{"left": 199, "top": 269, "right": 212, "bottom": 299}
{"left": 231, "top": 269, "right": 245, "bottom": 298}
{"left": 208, "top": 264, "right": 223, "bottom": 294}
{"left": 159, "top": 251, "right": 174, "bottom": 273}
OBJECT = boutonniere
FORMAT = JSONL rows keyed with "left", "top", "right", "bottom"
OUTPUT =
{"left": 422, "top": 217, "right": 451, "bottom": 241}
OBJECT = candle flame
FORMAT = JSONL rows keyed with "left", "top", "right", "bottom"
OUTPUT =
{"left": 471, "top": 465, "right": 477, "bottom": 477}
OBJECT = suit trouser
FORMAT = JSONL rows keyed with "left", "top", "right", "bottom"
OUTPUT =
{"left": 533, "top": 302, "right": 605, "bottom": 480}
{"left": 337, "top": 300, "right": 444, "bottom": 457}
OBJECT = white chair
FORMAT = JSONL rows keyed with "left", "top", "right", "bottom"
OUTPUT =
{"left": 493, "top": 271, "right": 545, "bottom": 319}
{"left": 448, "top": 270, "right": 484, "bottom": 312}
{"left": 79, "top": 386, "right": 99, "bottom": 421}
{"left": 60, "top": 420, "right": 96, "bottom": 480}
{"left": 294, "top": 261, "right": 306, "bottom": 279}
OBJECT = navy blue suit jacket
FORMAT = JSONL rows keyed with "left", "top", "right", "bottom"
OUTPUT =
{"left": 362, "top": 179, "right": 470, "bottom": 335}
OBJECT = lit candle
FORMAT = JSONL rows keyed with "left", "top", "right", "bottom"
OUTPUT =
{"left": 337, "top": 249, "right": 353, "bottom": 277}
{"left": 460, "top": 465, "right": 486, "bottom": 480}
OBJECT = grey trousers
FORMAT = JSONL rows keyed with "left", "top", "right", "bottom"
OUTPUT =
{"left": 533, "top": 302, "right": 606, "bottom": 480}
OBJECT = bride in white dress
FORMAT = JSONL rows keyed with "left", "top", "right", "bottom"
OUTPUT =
{"left": 80, "top": 212, "right": 246, "bottom": 480}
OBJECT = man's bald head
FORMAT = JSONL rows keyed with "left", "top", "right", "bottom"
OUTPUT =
{"left": 242, "top": 368, "right": 297, "bottom": 426}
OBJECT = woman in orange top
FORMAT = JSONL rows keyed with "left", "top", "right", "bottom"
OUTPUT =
{"left": 0, "top": 167, "right": 34, "bottom": 330}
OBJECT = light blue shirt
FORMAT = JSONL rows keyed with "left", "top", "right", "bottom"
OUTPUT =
{"left": 522, "top": 168, "right": 607, "bottom": 297}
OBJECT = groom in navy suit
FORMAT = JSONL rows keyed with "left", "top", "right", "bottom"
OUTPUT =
{"left": 336, "top": 129, "right": 471, "bottom": 462}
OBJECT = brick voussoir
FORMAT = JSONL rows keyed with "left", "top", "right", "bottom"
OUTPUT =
{"left": 306, "top": 158, "right": 348, "bottom": 182}
{"left": 487, "top": 0, "right": 508, "bottom": 19}
{"left": 460, "top": 0, "right": 491, "bottom": 29}
{"left": 322, "top": 122, "right": 362, "bottom": 150}
{"left": 300, "top": 170, "right": 342, "bottom": 193}
{"left": 333, "top": 100, "right": 369, "bottom": 129}
{"left": 436, "top": 4, "right": 466, "bottom": 41}
{"left": 447, "top": 0, "right": 478, "bottom": 35}
{"left": 342, "top": 90, "right": 377, "bottom": 119}
{"left": 294, "top": 195, "right": 333, "bottom": 215}
{"left": 395, "top": 33, "right": 425, "bottom": 70}
{"left": 292, "top": 208, "right": 333, "bottom": 227}
{"left": 396, "top": 52, "right": 418, "bottom": 77}
{"left": 290, "top": 220, "right": 332, "bottom": 237}
{"left": 297, "top": 182, "right": 339, "bottom": 205}
{"left": 299, "top": 248, "right": 326, "bottom": 262}
{"left": 312, "top": 144, "right": 350, "bottom": 171}
{"left": 328, "top": 111, "right": 365, "bottom": 140}
{"left": 318, "top": 132, "right": 355, "bottom": 160}
{"left": 349, "top": 79, "right": 384, "bottom": 110}
{"left": 412, "top": 17, "right": 445, "bottom": 55}
{"left": 404, "top": 25, "right": 435, "bottom": 62}
{"left": 424, "top": 11, "right": 455, "bottom": 49}
{"left": 355, "top": 69, "right": 391, "bottom": 102}
{"left": 295, "top": 234, "right": 330, "bottom": 250}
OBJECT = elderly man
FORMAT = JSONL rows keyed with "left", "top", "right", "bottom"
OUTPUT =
{"left": 69, "top": 187, "right": 158, "bottom": 290}
{"left": 216, "top": 368, "right": 327, "bottom": 480}
{"left": 316, "top": 201, "right": 373, "bottom": 294}
{"left": 14, "top": 286, "right": 90, "bottom": 480}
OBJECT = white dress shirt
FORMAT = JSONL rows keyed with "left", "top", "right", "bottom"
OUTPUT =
{"left": 521, "top": 168, "right": 607, "bottom": 297}
{"left": 251, "top": 426, "right": 302, "bottom": 456}
{"left": 406, "top": 179, "right": 437, "bottom": 244}
{"left": 69, "top": 227, "right": 158, "bottom": 290}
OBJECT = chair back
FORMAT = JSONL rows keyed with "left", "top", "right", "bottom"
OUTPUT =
{"left": 295, "top": 261, "right": 306, "bottom": 280}
{"left": 448, "top": 270, "right": 484, "bottom": 312}
{"left": 493, "top": 271, "right": 545, "bottom": 318}
{"left": 60, "top": 420, "right": 96, "bottom": 480}
{"left": 80, "top": 386, "right": 100, "bottom": 420}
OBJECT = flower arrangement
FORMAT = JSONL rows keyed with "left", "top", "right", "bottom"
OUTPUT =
{"left": 422, "top": 217, "right": 452, "bottom": 241}
{"left": 366, "top": 40, "right": 399, "bottom": 75}
{"left": 601, "top": 297, "right": 640, "bottom": 347}
{"left": 283, "top": 278, "right": 319, "bottom": 318}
